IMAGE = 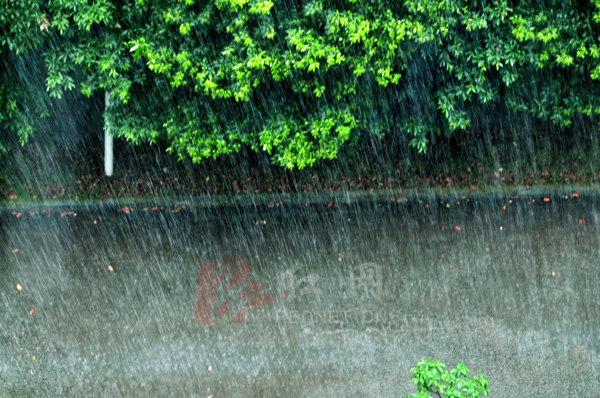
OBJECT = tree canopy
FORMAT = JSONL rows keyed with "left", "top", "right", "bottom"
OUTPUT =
{"left": 2, "top": 0, "right": 600, "bottom": 168}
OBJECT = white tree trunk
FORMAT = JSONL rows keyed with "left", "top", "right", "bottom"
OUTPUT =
{"left": 104, "top": 91, "right": 113, "bottom": 177}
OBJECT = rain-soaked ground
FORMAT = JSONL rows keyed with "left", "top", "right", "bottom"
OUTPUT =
{"left": 0, "top": 193, "right": 598, "bottom": 397}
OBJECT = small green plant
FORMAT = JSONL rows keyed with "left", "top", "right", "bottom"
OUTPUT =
{"left": 405, "top": 358, "right": 489, "bottom": 398}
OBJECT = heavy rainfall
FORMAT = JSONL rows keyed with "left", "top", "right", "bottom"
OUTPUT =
{"left": 0, "top": 1, "right": 598, "bottom": 397}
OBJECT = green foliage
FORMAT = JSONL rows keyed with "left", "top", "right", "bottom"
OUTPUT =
{"left": 2, "top": 0, "right": 600, "bottom": 167}
{"left": 0, "top": 0, "right": 48, "bottom": 150}
{"left": 406, "top": 359, "right": 489, "bottom": 398}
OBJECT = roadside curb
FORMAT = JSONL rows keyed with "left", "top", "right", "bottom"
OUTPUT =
{"left": 0, "top": 185, "right": 594, "bottom": 212}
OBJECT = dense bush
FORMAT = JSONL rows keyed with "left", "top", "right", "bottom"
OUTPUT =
{"left": 2, "top": 0, "right": 600, "bottom": 168}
